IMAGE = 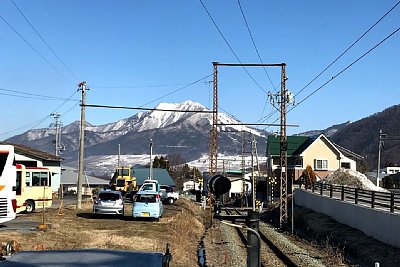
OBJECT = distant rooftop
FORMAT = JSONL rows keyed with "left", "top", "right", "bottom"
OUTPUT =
{"left": 133, "top": 168, "right": 175, "bottom": 186}
{"left": 0, "top": 141, "right": 62, "bottom": 162}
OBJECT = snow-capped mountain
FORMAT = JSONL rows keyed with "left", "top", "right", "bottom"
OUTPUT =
{"left": 6, "top": 100, "right": 268, "bottom": 165}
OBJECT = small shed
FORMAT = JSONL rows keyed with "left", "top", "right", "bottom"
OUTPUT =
{"left": 133, "top": 168, "right": 175, "bottom": 187}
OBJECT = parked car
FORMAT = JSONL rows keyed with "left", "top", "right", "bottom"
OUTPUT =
{"left": 138, "top": 179, "right": 160, "bottom": 193}
{"left": 92, "top": 190, "right": 124, "bottom": 216}
{"left": 159, "top": 185, "right": 179, "bottom": 204}
{"left": 125, "top": 190, "right": 138, "bottom": 202}
{"left": 132, "top": 191, "right": 164, "bottom": 220}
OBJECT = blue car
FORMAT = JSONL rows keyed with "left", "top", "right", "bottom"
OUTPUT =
{"left": 132, "top": 191, "right": 164, "bottom": 220}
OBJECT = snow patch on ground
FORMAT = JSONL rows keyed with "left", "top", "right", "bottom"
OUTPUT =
{"left": 323, "top": 168, "right": 388, "bottom": 192}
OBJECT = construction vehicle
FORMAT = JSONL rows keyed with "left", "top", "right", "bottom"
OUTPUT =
{"left": 109, "top": 166, "right": 137, "bottom": 195}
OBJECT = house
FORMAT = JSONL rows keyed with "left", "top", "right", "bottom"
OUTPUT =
{"left": 266, "top": 134, "right": 363, "bottom": 181}
{"left": 60, "top": 166, "right": 109, "bottom": 195}
{"left": 0, "top": 141, "right": 62, "bottom": 193}
{"left": 133, "top": 168, "right": 175, "bottom": 187}
{"left": 224, "top": 170, "right": 253, "bottom": 197}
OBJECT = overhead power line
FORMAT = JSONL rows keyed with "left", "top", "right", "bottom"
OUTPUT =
{"left": 261, "top": 25, "right": 400, "bottom": 133}
{"left": 237, "top": 0, "right": 276, "bottom": 89}
{"left": 199, "top": 0, "right": 267, "bottom": 94}
{"left": 11, "top": 0, "right": 80, "bottom": 82}
{"left": 295, "top": 0, "right": 400, "bottom": 98}
{"left": 0, "top": 14, "right": 73, "bottom": 84}
{"left": 91, "top": 83, "right": 188, "bottom": 89}
{"left": 84, "top": 104, "right": 214, "bottom": 114}
{"left": 292, "top": 26, "right": 400, "bottom": 111}
{"left": 138, "top": 74, "right": 213, "bottom": 108}
{"left": 0, "top": 87, "right": 79, "bottom": 101}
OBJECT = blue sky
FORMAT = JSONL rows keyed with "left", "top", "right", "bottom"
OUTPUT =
{"left": 1, "top": 0, "right": 399, "bottom": 140}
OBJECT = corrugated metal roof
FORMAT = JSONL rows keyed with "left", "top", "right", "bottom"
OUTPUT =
{"left": 133, "top": 168, "right": 175, "bottom": 186}
{"left": 61, "top": 169, "right": 109, "bottom": 185}
{"left": 0, "top": 141, "right": 62, "bottom": 162}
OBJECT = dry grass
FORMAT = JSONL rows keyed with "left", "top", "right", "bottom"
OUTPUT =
{"left": 0, "top": 198, "right": 209, "bottom": 267}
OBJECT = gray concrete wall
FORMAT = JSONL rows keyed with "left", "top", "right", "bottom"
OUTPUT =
{"left": 295, "top": 189, "right": 400, "bottom": 248}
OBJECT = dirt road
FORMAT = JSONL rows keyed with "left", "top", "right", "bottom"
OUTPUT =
{"left": 0, "top": 198, "right": 208, "bottom": 267}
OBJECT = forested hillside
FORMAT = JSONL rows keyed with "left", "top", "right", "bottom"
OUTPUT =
{"left": 331, "top": 105, "right": 400, "bottom": 170}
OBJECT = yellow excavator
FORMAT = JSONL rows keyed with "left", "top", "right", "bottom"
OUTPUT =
{"left": 109, "top": 166, "right": 137, "bottom": 195}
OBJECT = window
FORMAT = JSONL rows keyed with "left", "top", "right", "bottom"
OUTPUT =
{"left": 136, "top": 194, "right": 157, "bottom": 203}
{"left": 0, "top": 152, "right": 8, "bottom": 177}
{"left": 341, "top": 162, "right": 351, "bottom": 169}
{"left": 26, "top": 172, "right": 31, "bottom": 186}
{"left": 16, "top": 171, "right": 22, "bottom": 195}
{"left": 31, "top": 171, "right": 49, "bottom": 186}
{"left": 99, "top": 192, "right": 120, "bottom": 201}
{"left": 315, "top": 159, "right": 328, "bottom": 170}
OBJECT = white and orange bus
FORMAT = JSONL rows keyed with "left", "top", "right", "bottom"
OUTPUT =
{"left": 15, "top": 164, "right": 53, "bottom": 213}
{"left": 0, "top": 145, "right": 17, "bottom": 223}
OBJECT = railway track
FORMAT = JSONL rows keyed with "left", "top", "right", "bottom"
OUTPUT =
{"left": 223, "top": 208, "right": 297, "bottom": 267}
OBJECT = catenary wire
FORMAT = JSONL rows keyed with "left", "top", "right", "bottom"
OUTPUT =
{"left": 262, "top": 26, "right": 400, "bottom": 132}
{"left": 237, "top": 0, "right": 276, "bottom": 89}
{"left": 199, "top": 0, "right": 268, "bottom": 94}
{"left": 259, "top": 1, "right": 400, "bottom": 129}
{"left": 138, "top": 74, "right": 213, "bottom": 108}
{"left": 294, "top": 0, "right": 400, "bottom": 98}
{"left": 10, "top": 0, "right": 80, "bottom": 82}
{"left": 291, "top": 26, "right": 400, "bottom": 112}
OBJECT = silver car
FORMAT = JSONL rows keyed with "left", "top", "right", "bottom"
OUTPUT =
{"left": 93, "top": 190, "right": 124, "bottom": 216}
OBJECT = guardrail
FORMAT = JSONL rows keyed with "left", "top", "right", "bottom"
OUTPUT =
{"left": 306, "top": 182, "right": 400, "bottom": 213}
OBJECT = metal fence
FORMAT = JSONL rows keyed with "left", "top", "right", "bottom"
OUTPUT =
{"left": 306, "top": 182, "right": 400, "bottom": 213}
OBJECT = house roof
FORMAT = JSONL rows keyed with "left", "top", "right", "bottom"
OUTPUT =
{"left": 133, "top": 168, "right": 175, "bottom": 187}
{"left": 267, "top": 135, "right": 309, "bottom": 156}
{"left": 61, "top": 169, "right": 109, "bottom": 185}
{"left": 333, "top": 142, "right": 364, "bottom": 160}
{"left": 0, "top": 141, "right": 62, "bottom": 162}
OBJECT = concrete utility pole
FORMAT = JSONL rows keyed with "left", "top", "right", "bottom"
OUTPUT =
{"left": 77, "top": 81, "right": 87, "bottom": 210}
{"left": 50, "top": 112, "right": 63, "bottom": 156}
{"left": 118, "top": 144, "right": 121, "bottom": 168}
{"left": 377, "top": 129, "right": 386, "bottom": 186}
{"left": 149, "top": 139, "right": 153, "bottom": 180}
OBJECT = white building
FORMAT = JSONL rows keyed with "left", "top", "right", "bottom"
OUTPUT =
{"left": 1, "top": 142, "right": 62, "bottom": 194}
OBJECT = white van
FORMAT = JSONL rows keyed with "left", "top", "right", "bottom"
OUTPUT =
{"left": 138, "top": 179, "right": 160, "bottom": 193}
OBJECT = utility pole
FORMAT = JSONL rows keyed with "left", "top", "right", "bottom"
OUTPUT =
{"left": 149, "top": 139, "right": 153, "bottom": 180}
{"left": 50, "top": 112, "right": 63, "bottom": 156}
{"left": 279, "top": 64, "right": 288, "bottom": 228}
{"left": 377, "top": 129, "right": 386, "bottom": 186}
{"left": 118, "top": 144, "right": 121, "bottom": 168}
{"left": 268, "top": 64, "right": 291, "bottom": 228}
{"left": 241, "top": 131, "right": 247, "bottom": 207}
{"left": 209, "top": 62, "right": 219, "bottom": 177}
{"left": 77, "top": 81, "right": 87, "bottom": 210}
